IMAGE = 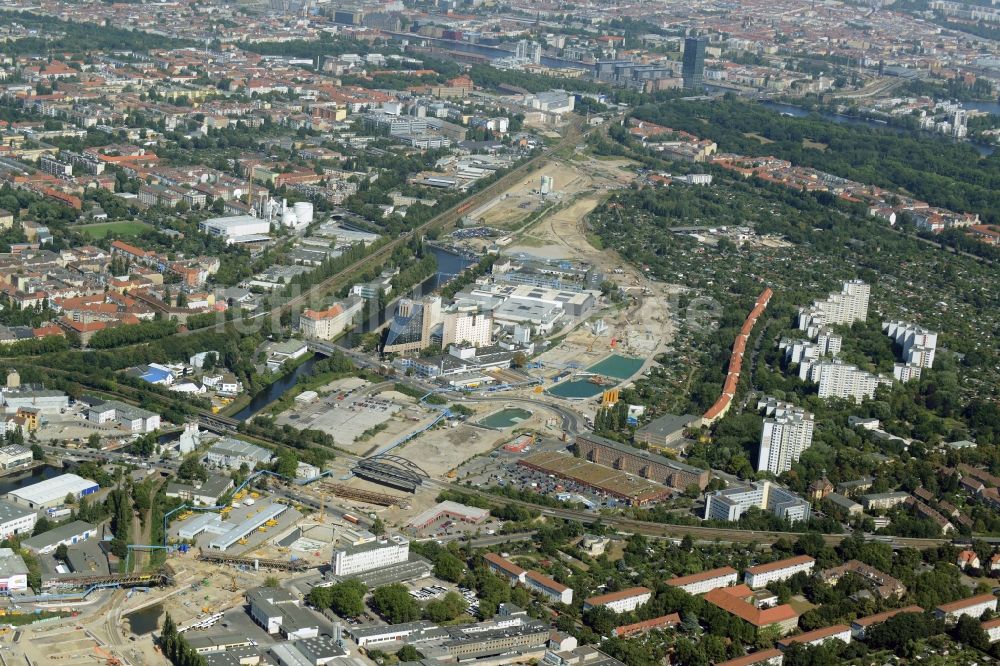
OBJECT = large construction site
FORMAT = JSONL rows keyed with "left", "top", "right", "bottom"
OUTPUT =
{"left": 0, "top": 139, "right": 694, "bottom": 666}
{"left": 470, "top": 152, "right": 678, "bottom": 411}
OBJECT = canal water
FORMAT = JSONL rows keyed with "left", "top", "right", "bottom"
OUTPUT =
{"left": 231, "top": 246, "right": 473, "bottom": 422}
{"left": 353, "top": 245, "right": 474, "bottom": 336}
{"left": 231, "top": 354, "right": 319, "bottom": 422}
{"left": 0, "top": 464, "right": 62, "bottom": 495}
{"left": 759, "top": 101, "right": 996, "bottom": 157}
{"left": 125, "top": 603, "right": 163, "bottom": 635}
{"left": 965, "top": 100, "right": 1000, "bottom": 116}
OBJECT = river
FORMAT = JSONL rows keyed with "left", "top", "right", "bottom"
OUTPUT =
{"left": 353, "top": 245, "right": 474, "bottom": 336}
{"left": 231, "top": 354, "right": 319, "bottom": 422}
{"left": 230, "top": 246, "right": 473, "bottom": 422}
{"left": 965, "top": 100, "right": 1000, "bottom": 116}
{"left": 759, "top": 101, "right": 996, "bottom": 157}
{"left": 0, "top": 464, "right": 62, "bottom": 495}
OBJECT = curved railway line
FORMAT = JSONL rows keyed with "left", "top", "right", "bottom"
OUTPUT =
{"left": 4, "top": 116, "right": 956, "bottom": 555}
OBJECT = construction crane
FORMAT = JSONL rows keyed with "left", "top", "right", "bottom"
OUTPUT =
{"left": 94, "top": 646, "right": 121, "bottom": 666}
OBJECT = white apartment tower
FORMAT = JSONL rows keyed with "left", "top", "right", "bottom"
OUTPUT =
{"left": 882, "top": 320, "right": 937, "bottom": 369}
{"left": 808, "top": 360, "right": 892, "bottom": 402}
{"left": 816, "top": 328, "right": 843, "bottom": 356}
{"left": 798, "top": 280, "right": 870, "bottom": 336}
{"left": 442, "top": 308, "right": 493, "bottom": 348}
{"left": 757, "top": 399, "right": 815, "bottom": 475}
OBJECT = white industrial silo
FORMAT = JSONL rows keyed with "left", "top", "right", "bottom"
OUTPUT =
{"left": 293, "top": 201, "right": 314, "bottom": 226}
{"left": 540, "top": 175, "right": 554, "bottom": 195}
{"left": 280, "top": 199, "right": 298, "bottom": 227}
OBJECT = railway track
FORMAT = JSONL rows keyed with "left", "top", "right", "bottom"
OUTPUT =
{"left": 182, "top": 117, "right": 589, "bottom": 336}
{"left": 429, "top": 480, "right": 948, "bottom": 550}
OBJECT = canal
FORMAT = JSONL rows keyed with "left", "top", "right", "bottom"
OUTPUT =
{"left": 230, "top": 354, "right": 319, "bottom": 422}
{"left": 230, "top": 246, "right": 473, "bottom": 422}
{"left": 0, "top": 464, "right": 63, "bottom": 495}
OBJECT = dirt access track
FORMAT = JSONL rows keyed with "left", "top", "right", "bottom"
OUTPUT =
{"left": 470, "top": 153, "right": 635, "bottom": 238}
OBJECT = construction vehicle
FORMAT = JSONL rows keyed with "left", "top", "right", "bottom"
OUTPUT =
{"left": 265, "top": 519, "right": 278, "bottom": 527}
{"left": 250, "top": 491, "right": 260, "bottom": 499}
{"left": 201, "top": 606, "right": 212, "bottom": 613}
{"left": 178, "top": 511, "right": 193, "bottom": 521}
{"left": 447, "top": 469, "right": 457, "bottom": 479}
{"left": 234, "top": 490, "right": 246, "bottom": 501}
{"left": 94, "top": 646, "right": 121, "bottom": 666}
{"left": 258, "top": 526, "right": 267, "bottom": 533}
{"left": 238, "top": 537, "right": 248, "bottom": 545}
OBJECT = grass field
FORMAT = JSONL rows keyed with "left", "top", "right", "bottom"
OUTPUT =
{"left": 76, "top": 221, "right": 153, "bottom": 239}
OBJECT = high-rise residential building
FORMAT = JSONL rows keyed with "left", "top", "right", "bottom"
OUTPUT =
{"left": 798, "top": 280, "right": 870, "bottom": 336}
{"left": 704, "top": 480, "right": 811, "bottom": 523}
{"left": 882, "top": 320, "right": 937, "bottom": 368}
{"left": 682, "top": 36, "right": 707, "bottom": 90}
{"left": 757, "top": 398, "right": 814, "bottom": 475}
{"left": 442, "top": 307, "right": 493, "bottom": 348}
{"left": 515, "top": 40, "right": 542, "bottom": 64}
{"left": 806, "top": 360, "right": 892, "bottom": 402}
{"left": 816, "top": 328, "right": 843, "bottom": 356}
{"left": 779, "top": 338, "right": 820, "bottom": 366}
{"left": 893, "top": 363, "right": 922, "bottom": 383}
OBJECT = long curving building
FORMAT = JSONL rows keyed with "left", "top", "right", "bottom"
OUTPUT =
{"left": 574, "top": 432, "right": 708, "bottom": 491}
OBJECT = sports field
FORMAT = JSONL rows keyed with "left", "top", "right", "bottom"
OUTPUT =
{"left": 77, "top": 220, "right": 153, "bottom": 239}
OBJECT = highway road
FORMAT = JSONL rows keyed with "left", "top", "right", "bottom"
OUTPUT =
{"left": 454, "top": 394, "right": 586, "bottom": 434}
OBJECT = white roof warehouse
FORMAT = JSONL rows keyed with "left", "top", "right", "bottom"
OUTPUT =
{"left": 6, "top": 474, "right": 99, "bottom": 510}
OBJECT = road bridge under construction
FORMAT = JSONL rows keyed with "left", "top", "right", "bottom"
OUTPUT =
{"left": 197, "top": 550, "right": 314, "bottom": 571}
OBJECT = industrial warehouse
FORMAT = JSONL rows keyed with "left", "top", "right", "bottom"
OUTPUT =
{"left": 5, "top": 474, "right": 100, "bottom": 510}
{"left": 209, "top": 503, "right": 289, "bottom": 551}
{"left": 517, "top": 451, "right": 671, "bottom": 505}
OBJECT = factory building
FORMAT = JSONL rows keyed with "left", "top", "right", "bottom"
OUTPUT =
{"left": 6, "top": 474, "right": 99, "bottom": 510}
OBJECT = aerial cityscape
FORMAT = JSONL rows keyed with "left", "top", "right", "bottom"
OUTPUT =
{"left": 0, "top": 0, "right": 996, "bottom": 664}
